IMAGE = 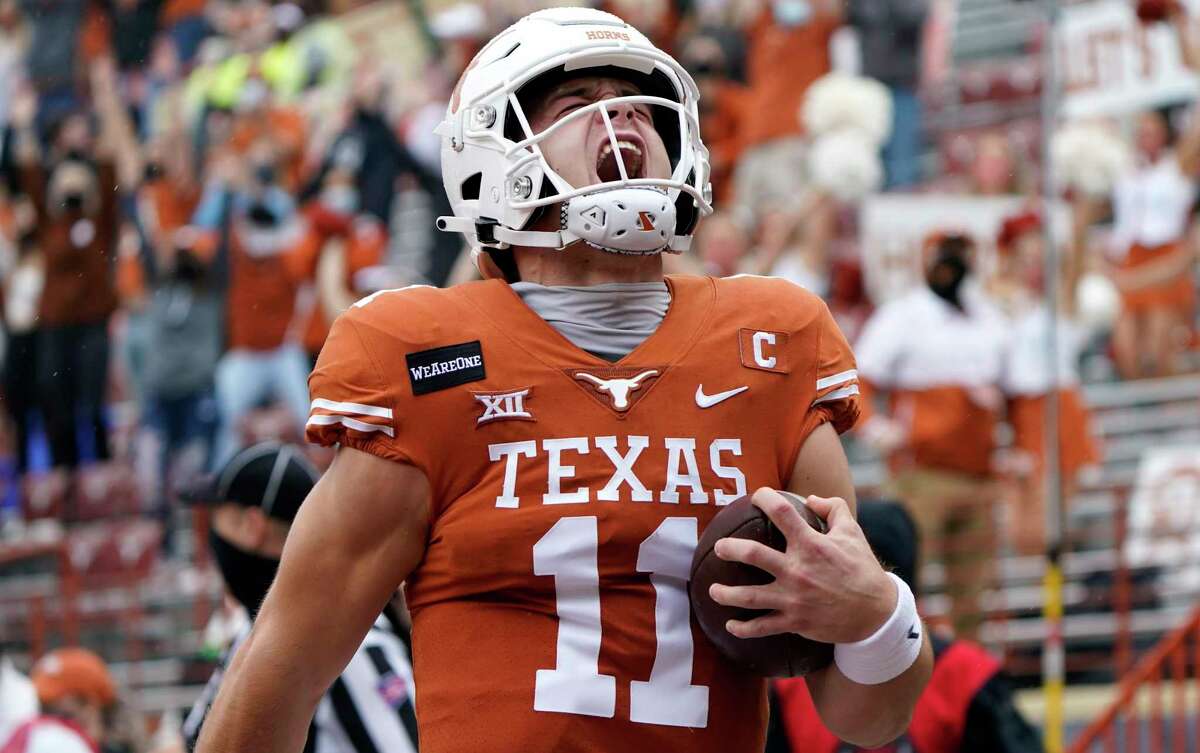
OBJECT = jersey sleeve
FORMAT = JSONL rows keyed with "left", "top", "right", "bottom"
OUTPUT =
{"left": 306, "top": 311, "right": 413, "bottom": 464}
{"left": 808, "top": 301, "right": 862, "bottom": 434}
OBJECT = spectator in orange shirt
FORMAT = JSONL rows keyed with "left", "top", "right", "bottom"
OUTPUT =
{"left": 192, "top": 141, "right": 311, "bottom": 468}
{"left": 739, "top": 0, "right": 840, "bottom": 152}
{"left": 8, "top": 63, "right": 137, "bottom": 485}
{"left": 295, "top": 165, "right": 389, "bottom": 363}
{"left": 227, "top": 73, "right": 308, "bottom": 192}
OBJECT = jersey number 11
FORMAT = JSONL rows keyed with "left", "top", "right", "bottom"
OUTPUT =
{"left": 532, "top": 516, "right": 710, "bottom": 729}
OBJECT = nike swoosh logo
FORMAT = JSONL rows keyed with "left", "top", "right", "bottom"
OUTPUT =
{"left": 695, "top": 385, "right": 749, "bottom": 408}
{"left": 907, "top": 624, "right": 920, "bottom": 640}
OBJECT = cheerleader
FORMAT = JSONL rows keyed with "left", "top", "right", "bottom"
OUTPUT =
{"left": 1098, "top": 4, "right": 1200, "bottom": 377}
{"left": 993, "top": 209, "right": 1102, "bottom": 555}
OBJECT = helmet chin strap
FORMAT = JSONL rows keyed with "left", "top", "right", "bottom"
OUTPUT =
{"left": 438, "top": 188, "right": 692, "bottom": 255}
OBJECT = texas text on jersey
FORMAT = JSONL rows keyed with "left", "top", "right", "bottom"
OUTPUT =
{"left": 306, "top": 274, "right": 860, "bottom": 753}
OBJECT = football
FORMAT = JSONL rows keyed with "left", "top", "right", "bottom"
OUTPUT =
{"left": 689, "top": 490, "right": 834, "bottom": 677}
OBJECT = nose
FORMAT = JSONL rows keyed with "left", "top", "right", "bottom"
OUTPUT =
{"left": 603, "top": 98, "right": 637, "bottom": 124}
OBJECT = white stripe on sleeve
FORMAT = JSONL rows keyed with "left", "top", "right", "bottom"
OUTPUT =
{"left": 306, "top": 414, "right": 396, "bottom": 438}
{"left": 816, "top": 369, "right": 858, "bottom": 391}
{"left": 813, "top": 384, "right": 860, "bottom": 406}
{"left": 310, "top": 398, "right": 393, "bottom": 419}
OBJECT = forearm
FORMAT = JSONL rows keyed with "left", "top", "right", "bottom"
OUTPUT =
{"left": 193, "top": 621, "right": 325, "bottom": 752}
{"left": 1173, "top": 6, "right": 1199, "bottom": 71}
{"left": 316, "top": 241, "right": 356, "bottom": 320}
{"left": 1172, "top": 9, "right": 1200, "bottom": 173}
{"left": 806, "top": 632, "right": 934, "bottom": 746}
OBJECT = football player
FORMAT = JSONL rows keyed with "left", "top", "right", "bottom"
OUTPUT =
{"left": 195, "top": 9, "right": 932, "bottom": 753}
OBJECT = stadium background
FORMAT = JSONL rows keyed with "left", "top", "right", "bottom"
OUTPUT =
{"left": 0, "top": 0, "right": 1198, "bottom": 750}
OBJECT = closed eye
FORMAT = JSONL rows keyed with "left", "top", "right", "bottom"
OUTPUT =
{"left": 553, "top": 97, "right": 588, "bottom": 119}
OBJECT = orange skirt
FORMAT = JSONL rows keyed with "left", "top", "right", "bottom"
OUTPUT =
{"left": 1010, "top": 389, "right": 1102, "bottom": 479}
{"left": 1119, "top": 242, "right": 1196, "bottom": 314}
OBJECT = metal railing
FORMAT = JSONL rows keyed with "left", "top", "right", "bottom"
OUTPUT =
{"left": 1068, "top": 604, "right": 1200, "bottom": 753}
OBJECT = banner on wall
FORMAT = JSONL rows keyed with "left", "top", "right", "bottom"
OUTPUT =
{"left": 1058, "top": 0, "right": 1200, "bottom": 118}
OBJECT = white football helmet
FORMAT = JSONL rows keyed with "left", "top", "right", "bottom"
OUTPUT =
{"left": 435, "top": 7, "right": 712, "bottom": 257}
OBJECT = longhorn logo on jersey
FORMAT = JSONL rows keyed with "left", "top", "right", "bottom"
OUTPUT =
{"left": 571, "top": 368, "right": 662, "bottom": 413}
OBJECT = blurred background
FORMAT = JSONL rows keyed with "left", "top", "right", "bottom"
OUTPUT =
{"left": 0, "top": 0, "right": 1198, "bottom": 750}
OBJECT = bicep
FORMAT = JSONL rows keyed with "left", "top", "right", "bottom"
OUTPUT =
{"left": 250, "top": 447, "right": 430, "bottom": 690}
{"left": 786, "top": 421, "right": 856, "bottom": 512}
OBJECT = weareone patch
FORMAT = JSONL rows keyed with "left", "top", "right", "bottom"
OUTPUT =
{"left": 406, "top": 341, "right": 486, "bottom": 395}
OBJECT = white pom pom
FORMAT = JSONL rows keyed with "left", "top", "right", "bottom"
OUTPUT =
{"left": 807, "top": 130, "right": 884, "bottom": 203}
{"left": 1051, "top": 122, "right": 1132, "bottom": 198}
{"left": 1076, "top": 272, "right": 1121, "bottom": 330}
{"left": 801, "top": 73, "right": 894, "bottom": 145}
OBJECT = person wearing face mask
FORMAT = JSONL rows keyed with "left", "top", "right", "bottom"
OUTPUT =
{"left": 292, "top": 165, "right": 388, "bottom": 365}
{"left": 853, "top": 232, "right": 1011, "bottom": 639}
{"left": 226, "top": 73, "right": 308, "bottom": 192}
{"left": 179, "top": 442, "right": 418, "bottom": 753}
{"left": 9, "top": 89, "right": 123, "bottom": 493}
{"left": 191, "top": 141, "right": 314, "bottom": 469}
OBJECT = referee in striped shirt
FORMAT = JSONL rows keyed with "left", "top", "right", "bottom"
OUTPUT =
{"left": 180, "top": 442, "right": 418, "bottom": 753}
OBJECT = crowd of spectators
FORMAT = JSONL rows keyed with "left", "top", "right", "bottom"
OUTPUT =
{"left": 0, "top": 0, "right": 929, "bottom": 541}
{"left": 0, "top": 0, "right": 1196, "bottom": 748}
{"left": 0, "top": 0, "right": 452, "bottom": 544}
{"left": 0, "top": 0, "right": 1194, "bottom": 653}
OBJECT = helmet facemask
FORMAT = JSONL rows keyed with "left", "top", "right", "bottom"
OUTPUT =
{"left": 500, "top": 68, "right": 703, "bottom": 255}
{"left": 436, "top": 10, "right": 711, "bottom": 258}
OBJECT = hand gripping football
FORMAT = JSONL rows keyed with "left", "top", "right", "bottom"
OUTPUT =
{"left": 689, "top": 491, "right": 834, "bottom": 677}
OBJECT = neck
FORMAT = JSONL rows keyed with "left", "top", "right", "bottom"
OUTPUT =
{"left": 513, "top": 242, "right": 664, "bottom": 286}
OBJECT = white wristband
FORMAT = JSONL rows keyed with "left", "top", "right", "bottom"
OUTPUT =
{"left": 834, "top": 572, "right": 923, "bottom": 685}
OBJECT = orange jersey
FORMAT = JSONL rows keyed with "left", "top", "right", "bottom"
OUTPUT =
{"left": 306, "top": 275, "right": 860, "bottom": 753}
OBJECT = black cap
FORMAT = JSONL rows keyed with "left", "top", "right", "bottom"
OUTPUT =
{"left": 181, "top": 442, "right": 319, "bottom": 523}
{"left": 857, "top": 500, "right": 920, "bottom": 596}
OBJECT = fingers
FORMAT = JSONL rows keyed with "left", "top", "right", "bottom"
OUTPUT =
{"left": 751, "top": 487, "right": 817, "bottom": 544}
{"left": 725, "top": 612, "right": 793, "bottom": 640}
{"left": 802, "top": 494, "right": 854, "bottom": 532}
{"left": 708, "top": 582, "right": 784, "bottom": 611}
{"left": 714, "top": 536, "right": 788, "bottom": 578}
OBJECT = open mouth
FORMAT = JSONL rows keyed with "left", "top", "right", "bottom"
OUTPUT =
{"left": 596, "top": 139, "right": 644, "bottom": 183}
